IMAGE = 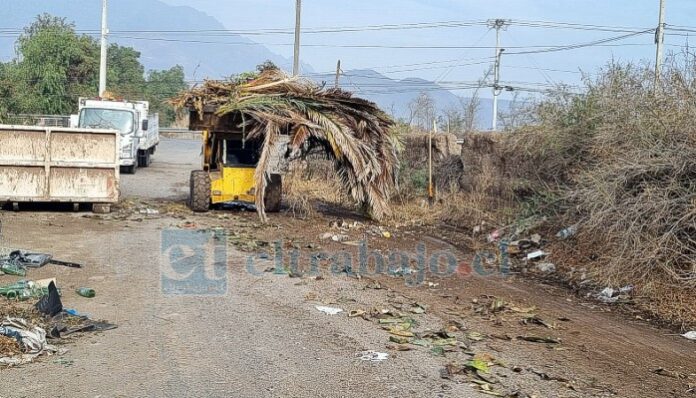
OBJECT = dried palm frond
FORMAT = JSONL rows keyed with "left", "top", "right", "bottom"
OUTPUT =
{"left": 172, "top": 67, "right": 398, "bottom": 222}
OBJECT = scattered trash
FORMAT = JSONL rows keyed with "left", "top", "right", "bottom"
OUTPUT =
{"left": 9, "top": 252, "right": 52, "bottom": 268}
{"left": 0, "top": 250, "right": 82, "bottom": 272}
{"left": 526, "top": 250, "right": 547, "bottom": 261}
{"left": 35, "top": 281, "right": 63, "bottom": 317}
{"left": 441, "top": 358, "right": 491, "bottom": 378}
{"left": 466, "top": 331, "right": 485, "bottom": 341}
{"left": 0, "top": 257, "right": 25, "bottom": 276}
{"left": 138, "top": 208, "right": 159, "bottom": 215}
{"left": 0, "top": 318, "right": 57, "bottom": 366}
{"left": 521, "top": 315, "right": 554, "bottom": 329}
{"left": 0, "top": 280, "right": 53, "bottom": 301}
{"left": 597, "top": 287, "right": 618, "bottom": 303}
{"left": 348, "top": 309, "right": 366, "bottom": 318}
{"left": 381, "top": 231, "right": 392, "bottom": 239}
{"left": 331, "top": 234, "right": 348, "bottom": 242}
{"left": 430, "top": 346, "right": 445, "bottom": 357}
{"left": 75, "top": 287, "right": 96, "bottom": 298}
{"left": 385, "top": 344, "right": 411, "bottom": 351}
{"left": 530, "top": 369, "right": 570, "bottom": 382}
{"left": 653, "top": 367, "right": 687, "bottom": 379}
{"left": 48, "top": 313, "right": 117, "bottom": 337}
{"left": 64, "top": 309, "right": 86, "bottom": 317}
{"left": 536, "top": 262, "right": 556, "bottom": 273}
{"left": 315, "top": 306, "right": 343, "bottom": 315}
{"left": 365, "top": 281, "right": 383, "bottom": 290}
{"left": 556, "top": 225, "right": 578, "bottom": 239}
{"left": 619, "top": 285, "right": 634, "bottom": 294}
{"left": 486, "top": 230, "right": 500, "bottom": 243}
{"left": 47, "top": 259, "right": 83, "bottom": 269}
{"left": 52, "top": 358, "right": 74, "bottom": 367}
{"left": 530, "top": 234, "right": 542, "bottom": 245}
{"left": 358, "top": 350, "right": 389, "bottom": 362}
{"left": 409, "top": 303, "right": 427, "bottom": 314}
{"left": 681, "top": 331, "right": 696, "bottom": 341}
{"left": 517, "top": 335, "right": 560, "bottom": 344}
{"left": 389, "top": 335, "right": 410, "bottom": 344}
{"left": 595, "top": 285, "right": 633, "bottom": 304}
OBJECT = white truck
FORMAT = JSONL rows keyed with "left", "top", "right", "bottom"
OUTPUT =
{"left": 76, "top": 98, "right": 159, "bottom": 174}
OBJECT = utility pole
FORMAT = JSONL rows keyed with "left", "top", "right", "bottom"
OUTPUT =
{"left": 488, "top": 19, "right": 508, "bottom": 131}
{"left": 335, "top": 59, "right": 341, "bottom": 88}
{"left": 293, "top": 0, "right": 302, "bottom": 76}
{"left": 654, "top": 0, "right": 666, "bottom": 84}
{"left": 492, "top": 48, "right": 505, "bottom": 131}
{"left": 428, "top": 120, "right": 436, "bottom": 205}
{"left": 99, "top": 0, "right": 108, "bottom": 97}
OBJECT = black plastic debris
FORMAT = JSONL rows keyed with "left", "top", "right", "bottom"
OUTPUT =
{"left": 14, "top": 250, "right": 81, "bottom": 269}
{"left": 35, "top": 281, "right": 63, "bottom": 317}
{"left": 48, "top": 312, "right": 117, "bottom": 338}
{"left": 9, "top": 251, "right": 52, "bottom": 268}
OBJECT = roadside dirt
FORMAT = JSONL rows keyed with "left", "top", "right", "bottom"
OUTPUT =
{"left": 0, "top": 139, "right": 694, "bottom": 397}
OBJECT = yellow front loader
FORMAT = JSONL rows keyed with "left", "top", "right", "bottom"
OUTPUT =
{"left": 188, "top": 110, "right": 281, "bottom": 213}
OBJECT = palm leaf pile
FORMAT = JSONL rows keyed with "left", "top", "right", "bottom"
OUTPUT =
{"left": 172, "top": 67, "right": 398, "bottom": 222}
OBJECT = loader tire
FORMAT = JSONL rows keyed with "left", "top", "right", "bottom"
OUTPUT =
{"left": 190, "top": 171, "right": 211, "bottom": 212}
{"left": 264, "top": 174, "right": 282, "bottom": 213}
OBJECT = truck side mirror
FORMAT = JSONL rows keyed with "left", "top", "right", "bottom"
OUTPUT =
{"left": 142, "top": 119, "right": 149, "bottom": 131}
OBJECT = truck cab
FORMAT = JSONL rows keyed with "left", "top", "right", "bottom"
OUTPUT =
{"left": 77, "top": 97, "right": 159, "bottom": 174}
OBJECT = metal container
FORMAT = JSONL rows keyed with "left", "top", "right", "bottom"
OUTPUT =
{"left": 0, "top": 125, "right": 120, "bottom": 208}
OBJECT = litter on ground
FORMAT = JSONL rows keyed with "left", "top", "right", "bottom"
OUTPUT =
{"left": 315, "top": 306, "right": 343, "bottom": 315}
{"left": 358, "top": 351, "right": 389, "bottom": 362}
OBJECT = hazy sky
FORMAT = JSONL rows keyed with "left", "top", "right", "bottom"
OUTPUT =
{"left": 161, "top": 0, "right": 694, "bottom": 98}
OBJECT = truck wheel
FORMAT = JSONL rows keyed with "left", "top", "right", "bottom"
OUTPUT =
{"left": 264, "top": 174, "right": 282, "bottom": 212}
{"left": 190, "top": 171, "right": 211, "bottom": 212}
{"left": 138, "top": 150, "right": 151, "bottom": 167}
{"left": 123, "top": 163, "right": 137, "bottom": 174}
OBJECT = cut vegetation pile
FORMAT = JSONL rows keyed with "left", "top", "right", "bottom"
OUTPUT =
{"left": 173, "top": 65, "right": 398, "bottom": 221}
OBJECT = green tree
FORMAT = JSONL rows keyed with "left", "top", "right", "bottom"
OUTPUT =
{"left": 107, "top": 45, "right": 146, "bottom": 98}
{"left": 145, "top": 66, "right": 187, "bottom": 125}
{"left": 7, "top": 14, "right": 97, "bottom": 114}
{"left": 0, "top": 14, "right": 187, "bottom": 125}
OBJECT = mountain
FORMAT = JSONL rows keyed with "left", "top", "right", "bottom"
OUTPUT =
{"left": 0, "top": 0, "right": 309, "bottom": 79}
{"left": 313, "top": 69, "right": 507, "bottom": 130}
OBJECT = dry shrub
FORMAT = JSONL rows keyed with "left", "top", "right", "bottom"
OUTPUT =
{"left": 428, "top": 58, "right": 696, "bottom": 326}
{"left": 282, "top": 158, "right": 354, "bottom": 218}
{"left": 564, "top": 62, "right": 696, "bottom": 291}
{"left": 435, "top": 134, "right": 520, "bottom": 228}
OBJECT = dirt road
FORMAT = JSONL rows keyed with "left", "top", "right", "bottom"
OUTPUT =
{"left": 0, "top": 139, "right": 694, "bottom": 397}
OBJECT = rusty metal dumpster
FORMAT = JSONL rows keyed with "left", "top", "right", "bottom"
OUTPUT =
{"left": 0, "top": 125, "right": 120, "bottom": 212}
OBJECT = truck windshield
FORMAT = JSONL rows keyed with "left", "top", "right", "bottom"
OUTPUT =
{"left": 79, "top": 109, "right": 134, "bottom": 135}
